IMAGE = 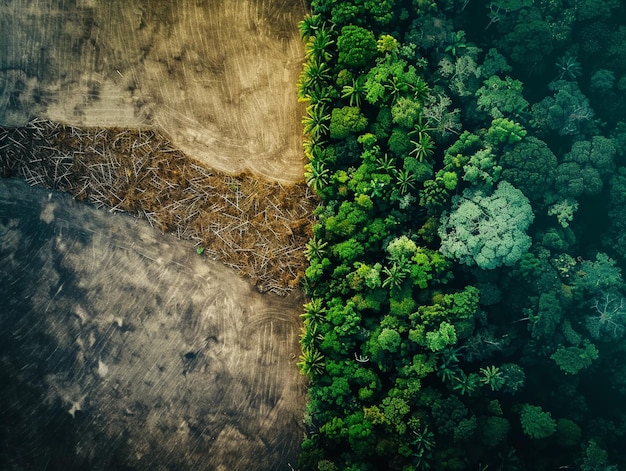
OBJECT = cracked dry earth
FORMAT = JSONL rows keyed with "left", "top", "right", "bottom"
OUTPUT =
{"left": 0, "top": 0, "right": 310, "bottom": 469}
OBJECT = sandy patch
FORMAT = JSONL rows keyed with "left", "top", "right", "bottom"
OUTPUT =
{"left": 0, "top": 0, "right": 308, "bottom": 183}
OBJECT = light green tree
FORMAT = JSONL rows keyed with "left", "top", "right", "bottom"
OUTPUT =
{"left": 438, "top": 181, "right": 534, "bottom": 269}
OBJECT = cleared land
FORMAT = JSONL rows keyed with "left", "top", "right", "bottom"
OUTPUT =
{"left": 0, "top": 0, "right": 308, "bottom": 183}
{"left": 0, "top": 0, "right": 311, "bottom": 469}
{"left": 0, "top": 178, "right": 307, "bottom": 470}
{"left": 0, "top": 120, "right": 316, "bottom": 294}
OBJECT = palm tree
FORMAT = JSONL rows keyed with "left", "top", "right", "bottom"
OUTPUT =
{"left": 376, "top": 153, "right": 396, "bottom": 173}
{"left": 555, "top": 54, "right": 582, "bottom": 80}
{"left": 411, "top": 76, "right": 431, "bottom": 104}
{"left": 298, "top": 14, "right": 321, "bottom": 42}
{"left": 305, "top": 236, "right": 328, "bottom": 261}
{"left": 411, "top": 425, "right": 436, "bottom": 470}
{"left": 382, "top": 262, "right": 409, "bottom": 289}
{"left": 297, "top": 346, "right": 325, "bottom": 378}
{"left": 445, "top": 30, "right": 468, "bottom": 57}
{"left": 307, "top": 84, "right": 334, "bottom": 106}
{"left": 302, "top": 104, "right": 330, "bottom": 141}
{"left": 302, "top": 138, "right": 326, "bottom": 161}
{"left": 301, "top": 298, "right": 327, "bottom": 324}
{"left": 479, "top": 365, "right": 505, "bottom": 391}
{"left": 298, "top": 59, "right": 331, "bottom": 99}
{"left": 305, "top": 25, "right": 334, "bottom": 63}
{"left": 304, "top": 159, "right": 330, "bottom": 193}
{"left": 410, "top": 133, "right": 435, "bottom": 162}
{"left": 410, "top": 115, "right": 436, "bottom": 141}
{"left": 341, "top": 76, "right": 366, "bottom": 107}
{"left": 395, "top": 168, "right": 417, "bottom": 194}
{"left": 299, "top": 322, "right": 323, "bottom": 349}
{"left": 386, "top": 75, "right": 409, "bottom": 104}
{"left": 452, "top": 371, "right": 480, "bottom": 396}
{"left": 300, "top": 298, "right": 326, "bottom": 348}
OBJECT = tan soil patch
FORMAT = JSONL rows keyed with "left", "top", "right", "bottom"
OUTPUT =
{"left": 0, "top": 0, "right": 308, "bottom": 183}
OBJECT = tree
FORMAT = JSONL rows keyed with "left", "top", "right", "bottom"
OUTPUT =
{"left": 519, "top": 404, "right": 556, "bottom": 439}
{"left": 425, "top": 321, "right": 457, "bottom": 352}
{"left": 550, "top": 341, "right": 599, "bottom": 375}
{"left": 480, "top": 415, "right": 510, "bottom": 447}
{"left": 298, "top": 346, "right": 325, "bottom": 378}
{"left": 590, "top": 69, "right": 615, "bottom": 95}
{"left": 422, "top": 92, "right": 461, "bottom": 139}
{"left": 531, "top": 80, "right": 595, "bottom": 136}
{"left": 391, "top": 96, "right": 423, "bottom": 128}
{"left": 480, "top": 48, "right": 512, "bottom": 77}
{"left": 484, "top": 117, "right": 527, "bottom": 148}
{"left": 572, "top": 252, "right": 623, "bottom": 298}
{"left": 547, "top": 199, "right": 578, "bottom": 228}
{"left": 332, "top": 238, "right": 365, "bottom": 263}
{"left": 500, "top": 7, "right": 553, "bottom": 68}
{"left": 462, "top": 148, "right": 502, "bottom": 190}
{"left": 558, "top": 136, "right": 617, "bottom": 193}
{"left": 606, "top": 168, "right": 626, "bottom": 260}
{"left": 329, "top": 106, "right": 368, "bottom": 140}
{"left": 476, "top": 75, "right": 529, "bottom": 119}
{"left": 555, "top": 418, "right": 582, "bottom": 448}
{"left": 438, "top": 54, "right": 482, "bottom": 98}
{"left": 438, "top": 181, "right": 535, "bottom": 269}
{"left": 499, "top": 363, "right": 526, "bottom": 394}
{"left": 529, "top": 292, "right": 562, "bottom": 340}
{"left": 586, "top": 294, "right": 626, "bottom": 340}
{"left": 337, "top": 25, "right": 378, "bottom": 70}
{"left": 554, "top": 161, "right": 601, "bottom": 199}
{"left": 377, "top": 34, "right": 398, "bottom": 53}
{"left": 364, "top": 55, "right": 423, "bottom": 106}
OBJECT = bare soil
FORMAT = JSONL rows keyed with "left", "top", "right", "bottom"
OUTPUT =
{"left": 0, "top": 178, "right": 307, "bottom": 470}
{"left": 0, "top": 0, "right": 308, "bottom": 183}
{"left": 0, "top": 1, "right": 312, "bottom": 469}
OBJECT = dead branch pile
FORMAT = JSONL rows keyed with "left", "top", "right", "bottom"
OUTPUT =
{"left": 0, "top": 119, "right": 316, "bottom": 295}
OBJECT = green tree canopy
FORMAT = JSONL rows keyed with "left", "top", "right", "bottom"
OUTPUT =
{"left": 438, "top": 181, "right": 535, "bottom": 269}
{"left": 476, "top": 75, "right": 529, "bottom": 119}
{"left": 337, "top": 25, "right": 378, "bottom": 70}
{"left": 519, "top": 404, "right": 557, "bottom": 439}
{"left": 329, "top": 106, "right": 368, "bottom": 140}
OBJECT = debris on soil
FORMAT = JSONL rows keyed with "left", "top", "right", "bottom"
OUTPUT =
{"left": 0, "top": 119, "right": 316, "bottom": 295}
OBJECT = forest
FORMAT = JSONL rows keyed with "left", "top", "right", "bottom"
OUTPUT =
{"left": 295, "top": 0, "right": 626, "bottom": 469}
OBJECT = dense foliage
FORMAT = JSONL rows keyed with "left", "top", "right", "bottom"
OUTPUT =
{"left": 297, "top": 1, "right": 626, "bottom": 469}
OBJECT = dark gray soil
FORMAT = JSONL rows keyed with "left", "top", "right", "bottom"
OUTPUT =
{"left": 0, "top": 178, "right": 306, "bottom": 470}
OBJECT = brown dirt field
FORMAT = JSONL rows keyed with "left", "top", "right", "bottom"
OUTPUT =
{"left": 0, "top": 120, "right": 317, "bottom": 294}
{"left": 0, "top": 0, "right": 308, "bottom": 183}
